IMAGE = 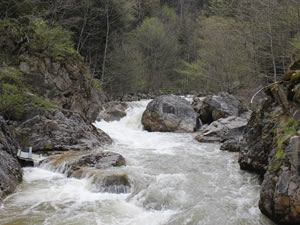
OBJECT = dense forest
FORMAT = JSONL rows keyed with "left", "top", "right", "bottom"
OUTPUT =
{"left": 1, "top": 0, "right": 300, "bottom": 98}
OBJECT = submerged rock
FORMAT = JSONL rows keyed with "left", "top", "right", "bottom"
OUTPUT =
{"left": 14, "top": 109, "right": 112, "bottom": 154}
{"left": 220, "top": 138, "right": 242, "bottom": 152}
{"left": 0, "top": 117, "right": 22, "bottom": 200}
{"left": 193, "top": 92, "right": 243, "bottom": 124}
{"left": 97, "top": 101, "right": 129, "bottom": 122}
{"left": 41, "top": 150, "right": 130, "bottom": 194}
{"left": 142, "top": 95, "right": 198, "bottom": 132}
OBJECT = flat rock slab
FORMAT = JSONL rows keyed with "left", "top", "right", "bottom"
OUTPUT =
{"left": 195, "top": 116, "right": 248, "bottom": 143}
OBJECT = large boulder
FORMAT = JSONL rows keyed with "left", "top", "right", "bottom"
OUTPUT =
{"left": 193, "top": 92, "right": 243, "bottom": 124}
{"left": 14, "top": 109, "right": 112, "bottom": 154}
{"left": 40, "top": 150, "right": 130, "bottom": 194}
{"left": 142, "top": 95, "right": 199, "bottom": 132}
{"left": 97, "top": 101, "right": 129, "bottom": 122}
{"left": 0, "top": 117, "right": 23, "bottom": 200}
{"left": 195, "top": 116, "right": 248, "bottom": 144}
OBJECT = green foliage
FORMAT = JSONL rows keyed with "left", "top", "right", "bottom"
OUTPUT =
{"left": 0, "top": 67, "right": 23, "bottom": 86}
{"left": 0, "top": 83, "right": 26, "bottom": 120}
{"left": 0, "top": 67, "right": 55, "bottom": 121}
{"left": 0, "top": 0, "right": 33, "bottom": 19}
{"left": 269, "top": 116, "right": 298, "bottom": 171}
{"left": 91, "top": 79, "right": 102, "bottom": 92}
{"left": 0, "top": 82, "right": 54, "bottom": 121}
{"left": 28, "top": 19, "right": 76, "bottom": 61}
{"left": 0, "top": 17, "right": 78, "bottom": 63}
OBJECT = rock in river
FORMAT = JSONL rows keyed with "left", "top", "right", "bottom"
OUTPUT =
{"left": 193, "top": 92, "right": 243, "bottom": 124}
{"left": 41, "top": 150, "right": 130, "bottom": 194}
{"left": 97, "top": 101, "right": 129, "bottom": 122}
{"left": 195, "top": 116, "right": 248, "bottom": 144}
{"left": 142, "top": 95, "right": 198, "bottom": 132}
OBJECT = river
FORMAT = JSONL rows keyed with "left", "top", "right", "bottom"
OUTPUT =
{"left": 0, "top": 100, "right": 275, "bottom": 225}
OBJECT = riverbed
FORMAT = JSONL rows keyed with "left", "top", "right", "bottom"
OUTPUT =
{"left": 0, "top": 100, "right": 274, "bottom": 225}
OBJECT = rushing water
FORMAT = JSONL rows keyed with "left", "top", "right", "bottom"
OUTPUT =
{"left": 0, "top": 100, "right": 275, "bottom": 225}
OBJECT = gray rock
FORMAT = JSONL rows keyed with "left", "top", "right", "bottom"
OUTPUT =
{"left": 14, "top": 109, "right": 112, "bottom": 154}
{"left": 19, "top": 57, "right": 108, "bottom": 122}
{"left": 193, "top": 92, "right": 243, "bottom": 124}
{"left": 0, "top": 117, "right": 22, "bottom": 200}
{"left": 97, "top": 101, "right": 129, "bottom": 122}
{"left": 142, "top": 95, "right": 199, "bottom": 132}
{"left": 41, "top": 150, "right": 130, "bottom": 194}
{"left": 286, "top": 136, "right": 300, "bottom": 173}
{"left": 238, "top": 110, "right": 275, "bottom": 175}
{"left": 220, "top": 138, "right": 241, "bottom": 152}
{"left": 195, "top": 116, "right": 247, "bottom": 143}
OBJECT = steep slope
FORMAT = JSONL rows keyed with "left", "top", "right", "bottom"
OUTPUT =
{"left": 239, "top": 59, "right": 300, "bottom": 224}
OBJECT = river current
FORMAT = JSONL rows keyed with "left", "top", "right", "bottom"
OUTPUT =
{"left": 0, "top": 100, "right": 275, "bottom": 225}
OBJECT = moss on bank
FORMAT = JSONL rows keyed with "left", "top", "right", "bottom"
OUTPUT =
{"left": 269, "top": 116, "right": 298, "bottom": 171}
{"left": 0, "top": 17, "right": 103, "bottom": 121}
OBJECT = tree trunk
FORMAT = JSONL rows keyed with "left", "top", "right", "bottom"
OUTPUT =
{"left": 101, "top": 5, "right": 110, "bottom": 83}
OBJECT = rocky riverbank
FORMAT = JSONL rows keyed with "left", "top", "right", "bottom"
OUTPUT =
{"left": 238, "top": 59, "right": 300, "bottom": 224}
{"left": 0, "top": 19, "right": 129, "bottom": 200}
{"left": 0, "top": 117, "right": 23, "bottom": 200}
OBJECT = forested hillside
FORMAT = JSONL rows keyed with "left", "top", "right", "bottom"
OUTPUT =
{"left": 1, "top": 0, "right": 300, "bottom": 97}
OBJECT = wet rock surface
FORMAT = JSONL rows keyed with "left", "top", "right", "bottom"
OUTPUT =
{"left": 14, "top": 109, "right": 112, "bottom": 154}
{"left": 97, "top": 101, "right": 129, "bottom": 122}
{"left": 195, "top": 116, "right": 247, "bottom": 144}
{"left": 193, "top": 92, "right": 243, "bottom": 124}
{"left": 239, "top": 58, "right": 300, "bottom": 224}
{"left": 142, "top": 95, "right": 198, "bottom": 132}
{"left": 0, "top": 117, "right": 22, "bottom": 200}
{"left": 41, "top": 150, "right": 130, "bottom": 194}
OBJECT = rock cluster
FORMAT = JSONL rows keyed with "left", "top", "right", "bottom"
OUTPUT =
{"left": 192, "top": 92, "right": 243, "bottom": 124}
{"left": 193, "top": 93, "right": 247, "bottom": 150}
{"left": 141, "top": 95, "right": 199, "bottom": 132}
{"left": 195, "top": 116, "right": 247, "bottom": 150}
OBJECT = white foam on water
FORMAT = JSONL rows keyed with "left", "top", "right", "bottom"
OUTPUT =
{"left": 0, "top": 99, "right": 275, "bottom": 225}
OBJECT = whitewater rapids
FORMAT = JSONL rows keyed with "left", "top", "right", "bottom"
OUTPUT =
{"left": 0, "top": 100, "right": 274, "bottom": 225}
